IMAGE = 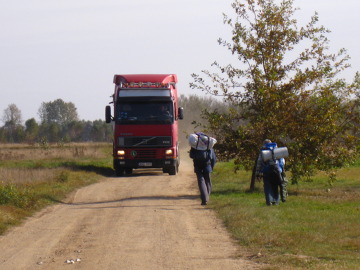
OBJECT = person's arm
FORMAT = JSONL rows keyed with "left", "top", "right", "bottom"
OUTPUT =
{"left": 255, "top": 153, "right": 263, "bottom": 176}
{"left": 189, "top": 148, "right": 195, "bottom": 159}
{"left": 278, "top": 158, "right": 285, "bottom": 172}
{"left": 210, "top": 149, "right": 216, "bottom": 169}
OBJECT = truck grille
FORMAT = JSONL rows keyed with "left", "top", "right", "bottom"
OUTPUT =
{"left": 119, "top": 136, "right": 172, "bottom": 147}
{"left": 132, "top": 149, "right": 157, "bottom": 159}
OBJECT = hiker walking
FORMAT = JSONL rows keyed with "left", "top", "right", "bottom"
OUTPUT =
{"left": 189, "top": 132, "right": 217, "bottom": 205}
{"left": 256, "top": 139, "right": 288, "bottom": 206}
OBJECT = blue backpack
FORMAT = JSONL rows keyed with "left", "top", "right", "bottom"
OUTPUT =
{"left": 261, "top": 143, "right": 282, "bottom": 179}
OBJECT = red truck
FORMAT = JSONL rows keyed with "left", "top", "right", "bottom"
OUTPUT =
{"left": 105, "top": 74, "right": 184, "bottom": 176}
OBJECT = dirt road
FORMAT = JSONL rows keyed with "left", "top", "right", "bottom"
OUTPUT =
{"left": 0, "top": 154, "right": 261, "bottom": 270}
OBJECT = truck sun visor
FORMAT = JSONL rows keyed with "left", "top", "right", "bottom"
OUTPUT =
{"left": 118, "top": 89, "right": 171, "bottom": 97}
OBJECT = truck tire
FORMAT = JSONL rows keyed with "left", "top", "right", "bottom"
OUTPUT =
{"left": 125, "top": 168, "right": 133, "bottom": 175}
{"left": 168, "top": 166, "right": 177, "bottom": 175}
{"left": 168, "top": 161, "right": 179, "bottom": 175}
{"left": 115, "top": 168, "right": 125, "bottom": 177}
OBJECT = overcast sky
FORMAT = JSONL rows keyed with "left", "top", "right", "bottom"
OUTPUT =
{"left": 1, "top": 0, "right": 359, "bottom": 122}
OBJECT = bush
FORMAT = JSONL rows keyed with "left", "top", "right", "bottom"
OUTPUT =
{"left": 0, "top": 184, "right": 36, "bottom": 209}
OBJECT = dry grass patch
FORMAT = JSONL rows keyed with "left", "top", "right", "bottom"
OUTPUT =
{"left": 0, "top": 143, "right": 113, "bottom": 235}
{"left": 0, "top": 168, "right": 69, "bottom": 184}
{"left": 0, "top": 142, "right": 110, "bottom": 161}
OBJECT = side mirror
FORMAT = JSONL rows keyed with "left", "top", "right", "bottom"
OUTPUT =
{"left": 178, "top": 107, "right": 184, "bottom": 120}
{"left": 105, "top": 106, "right": 112, "bottom": 123}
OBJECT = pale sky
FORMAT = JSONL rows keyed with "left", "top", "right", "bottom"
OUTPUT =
{"left": 1, "top": 0, "right": 359, "bottom": 122}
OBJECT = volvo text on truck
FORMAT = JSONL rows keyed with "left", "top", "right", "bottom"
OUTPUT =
{"left": 105, "top": 74, "right": 184, "bottom": 176}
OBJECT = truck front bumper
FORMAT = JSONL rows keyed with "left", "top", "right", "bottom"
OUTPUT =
{"left": 114, "top": 158, "right": 177, "bottom": 169}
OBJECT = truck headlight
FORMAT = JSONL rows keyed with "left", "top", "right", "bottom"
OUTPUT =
{"left": 117, "top": 150, "right": 125, "bottom": 156}
{"left": 165, "top": 149, "right": 173, "bottom": 155}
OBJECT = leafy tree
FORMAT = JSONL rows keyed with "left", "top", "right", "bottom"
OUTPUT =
{"left": 24, "top": 118, "right": 39, "bottom": 143}
{"left": 65, "top": 121, "right": 85, "bottom": 142}
{"left": 89, "top": 120, "right": 112, "bottom": 142}
{"left": 2, "top": 104, "right": 22, "bottom": 126}
{"left": 38, "top": 99, "right": 79, "bottom": 125}
{"left": 80, "top": 121, "right": 93, "bottom": 141}
{"left": 38, "top": 122, "right": 61, "bottom": 143}
{"left": 1, "top": 104, "right": 24, "bottom": 142}
{"left": 191, "top": 0, "right": 360, "bottom": 183}
{"left": 178, "top": 94, "right": 229, "bottom": 145}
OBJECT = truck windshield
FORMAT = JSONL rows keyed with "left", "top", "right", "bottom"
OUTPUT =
{"left": 116, "top": 101, "right": 174, "bottom": 124}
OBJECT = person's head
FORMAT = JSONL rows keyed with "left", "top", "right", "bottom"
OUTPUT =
{"left": 263, "top": 139, "right": 271, "bottom": 145}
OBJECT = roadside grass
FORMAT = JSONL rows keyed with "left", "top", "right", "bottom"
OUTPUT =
{"left": 210, "top": 162, "right": 360, "bottom": 269}
{"left": 0, "top": 143, "right": 113, "bottom": 235}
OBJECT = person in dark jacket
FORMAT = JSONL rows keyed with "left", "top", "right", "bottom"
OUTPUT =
{"left": 189, "top": 132, "right": 217, "bottom": 205}
{"left": 190, "top": 147, "right": 217, "bottom": 205}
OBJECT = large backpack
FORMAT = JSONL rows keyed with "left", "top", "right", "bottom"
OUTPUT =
{"left": 190, "top": 148, "right": 211, "bottom": 163}
{"left": 264, "top": 162, "right": 282, "bottom": 182}
{"left": 261, "top": 143, "right": 283, "bottom": 184}
{"left": 189, "top": 134, "right": 211, "bottom": 163}
{"left": 188, "top": 132, "right": 216, "bottom": 150}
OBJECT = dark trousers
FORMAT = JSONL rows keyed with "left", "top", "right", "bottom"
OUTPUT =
{"left": 196, "top": 170, "right": 212, "bottom": 204}
{"left": 263, "top": 174, "right": 280, "bottom": 205}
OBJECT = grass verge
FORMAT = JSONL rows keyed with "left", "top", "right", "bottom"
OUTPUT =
{"left": 0, "top": 143, "right": 113, "bottom": 235}
{"left": 210, "top": 161, "right": 360, "bottom": 269}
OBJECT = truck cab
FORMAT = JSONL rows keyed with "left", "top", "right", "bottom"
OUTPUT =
{"left": 106, "top": 74, "right": 183, "bottom": 176}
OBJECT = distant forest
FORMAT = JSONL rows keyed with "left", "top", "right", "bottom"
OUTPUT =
{"left": 0, "top": 95, "right": 223, "bottom": 144}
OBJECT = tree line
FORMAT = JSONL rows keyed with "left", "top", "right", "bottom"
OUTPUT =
{"left": 0, "top": 99, "right": 112, "bottom": 144}
{"left": 0, "top": 96, "right": 220, "bottom": 145}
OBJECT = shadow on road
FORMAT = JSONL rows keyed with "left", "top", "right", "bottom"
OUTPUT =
{"left": 62, "top": 162, "right": 174, "bottom": 178}
{"left": 45, "top": 194, "right": 200, "bottom": 209}
{"left": 60, "top": 162, "right": 114, "bottom": 177}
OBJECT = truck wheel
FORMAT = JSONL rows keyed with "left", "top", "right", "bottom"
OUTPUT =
{"left": 115, "top": 168, "right": 125, "bottom": 177}
{"left": 168, "top": 166, "right": 177, "bottom": 176}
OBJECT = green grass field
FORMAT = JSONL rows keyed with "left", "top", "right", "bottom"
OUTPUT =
{"left": 210, "top": 161, "right": 360, "bottom": 269}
